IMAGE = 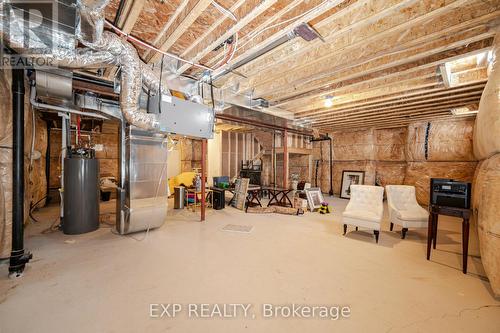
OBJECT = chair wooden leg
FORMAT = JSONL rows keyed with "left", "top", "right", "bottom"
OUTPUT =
{"left": 374, "top": 230, "right": 380, "bottom": 243}
{"left": 401, "top": 228, "right": 408, "bottom": 239}
{"left": 390, "top": 222, "right": 394, "bottom": 231}
{"left": 343, "top": 224, "right": 347, "bottom": 235}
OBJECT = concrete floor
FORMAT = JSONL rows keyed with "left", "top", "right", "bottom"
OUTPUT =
{"left": 1, "top": 196, "right": 499, "bottom": 332}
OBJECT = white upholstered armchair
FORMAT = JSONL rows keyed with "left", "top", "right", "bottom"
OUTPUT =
{"left": 385, "top": 185, "right": 428, "bottom": 239}
{"left": 342, "top": 185, "right": 385, "bottom": 243}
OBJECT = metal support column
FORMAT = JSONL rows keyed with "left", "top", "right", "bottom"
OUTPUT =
{"left": 328, "top": 133, "right": 333, "bottom": 196}
{"left": 283, "top": 129, "right": 288, "bottom": 189}
{"left": 45, "top": 121, "right": 51, "bottom": 205}
{"left": 201, "top": 139, "right": 207, "bottom": 222}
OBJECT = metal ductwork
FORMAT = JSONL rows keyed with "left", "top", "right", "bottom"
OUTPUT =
{"left": 35, "top": 70, "right": 73, "bottom": 101}
{"left": 0, "top": 0, "right": 177, "bottom": 132}
{"left": 212, "top": 31, "right": 296, "bottom": 81}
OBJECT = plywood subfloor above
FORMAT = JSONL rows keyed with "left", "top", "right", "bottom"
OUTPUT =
{"left": 103, "top": 0, "right": 500, "bottom": 130}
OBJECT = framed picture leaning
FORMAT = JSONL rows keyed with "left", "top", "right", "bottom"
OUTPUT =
{"left": 305, "top": 188, "right": 324, "bottom": 212}
{"left": 340, "top": 170, "right": 365, "bottom": 199}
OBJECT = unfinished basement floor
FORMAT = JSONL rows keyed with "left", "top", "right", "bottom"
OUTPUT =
{"left": 1, "top": 197, "right": 499, "bottom": 333}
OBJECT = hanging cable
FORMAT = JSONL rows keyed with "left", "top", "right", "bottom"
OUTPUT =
{"left": 211, "top": 1, "right": 237, "bottom": 22}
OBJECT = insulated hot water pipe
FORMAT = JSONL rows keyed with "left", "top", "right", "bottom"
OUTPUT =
{"left": 9, "top": 68, "right": 32, "bottom": 277}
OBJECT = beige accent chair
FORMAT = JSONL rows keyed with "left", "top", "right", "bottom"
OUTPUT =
{"left": 342, "top": 185, "right": 385, "bottom": 243}
{"left": 385, "top": 185, "right": 428, "bottom": 239}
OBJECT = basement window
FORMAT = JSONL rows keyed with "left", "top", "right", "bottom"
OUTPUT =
{"left": 441, "top": 50, "right": 492, "bottom": 87}
{"left": 450, "top": 107, "right": 478, "bottom": 116}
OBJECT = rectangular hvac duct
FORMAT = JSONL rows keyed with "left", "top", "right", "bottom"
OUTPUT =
{"left": 116, "top": 125, "right": 169, "bottom": 234}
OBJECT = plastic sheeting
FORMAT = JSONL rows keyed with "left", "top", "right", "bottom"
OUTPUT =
{"left": 474, "top": 35, "right": 500, "bottom": 160}
{"left": 374, "top": 128, "right": 407, "bottom": 161}
{"left": 406, "top": 119, "right": 476, "bottom": 162}
{"left": 404, "top": 161, "right": 477, "bottom": 205}
{"left": 473, "top": 153, "right": 500, "bottom": 297}
{"left": 332, "top": 129, "right": 374, "bottom": 161}
{"left": 375, "top": 162, "right": 406, "bottom": 188}
{"left": 331, "top": 127, "right": 407, "bottom": 162}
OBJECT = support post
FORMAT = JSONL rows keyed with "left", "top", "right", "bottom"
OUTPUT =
{"left": 272, "top": 131, "right": 276, "bottom": 186}
{"left": 201, "top": 139, "right": 207, "bottom": 222}
{"left": 45, "top": 121, "right": 51, "bottom": 205}
{"left": 283, "top": 129, "right": 288, "bottom": 189}
{"left": 328, "top": 134, "right": 333, "bottom": 196}
{"left": 9, "top": 68, "right": 32, "bottom": 277}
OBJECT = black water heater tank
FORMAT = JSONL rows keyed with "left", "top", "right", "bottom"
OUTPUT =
{"left": 63, "top": 149, "right": 100, "bottom": 234}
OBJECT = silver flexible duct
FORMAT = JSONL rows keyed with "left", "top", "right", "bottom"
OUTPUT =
{"left": 74, "top": 0, "right": 160, "bottom": 130}
{"left": 1, "top": 0, "right": 164, "bottom": 131}
{"left": 76, "top": 0, "right": 109, "bottom": 46}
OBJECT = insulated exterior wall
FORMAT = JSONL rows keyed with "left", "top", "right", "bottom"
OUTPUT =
{"left": 404, "top": 161, "right": 477, "bottom": 205}
{"left": 332, "top": 129, "right": 374, "bottom": 161}
{"left": 375, "top": 162, "right": 406, "bottom": 188}
{"left": 473, "top": 33, "right": 500, "bottom": 297}
{"left": 474, "top": 35, "right": 500, "bottom": 160}
{"left": 49, "top": 122, "right": 119, "bottom": 199}
{"left": 374, "top": 127, "right": 407, "bottom": 161}
{"left": 407, "top": 119, "right": 476, "bottom": 162}
{"left": 0, "top": 72, "right": 48, "bottom": 259}
{"left": 473, "top": 153, "right": 500, "bottom": 297}
{"left": 314, "top": 119, "right": 477, "bottom": 202}
{"left": 323, "top": 127, "right": 407, "bottom": 195}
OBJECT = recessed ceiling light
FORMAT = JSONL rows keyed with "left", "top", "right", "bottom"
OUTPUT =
{"left": 324, "top": 95, "right": 333, "bottom": 108}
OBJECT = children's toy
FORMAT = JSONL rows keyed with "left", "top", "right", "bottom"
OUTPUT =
{"left": 319, "top": 202, "right": 330, "bottom": 214}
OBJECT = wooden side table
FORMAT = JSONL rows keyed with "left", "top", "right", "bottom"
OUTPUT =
{"left": 426, "top": 205, "right": 472, "bottom": 274}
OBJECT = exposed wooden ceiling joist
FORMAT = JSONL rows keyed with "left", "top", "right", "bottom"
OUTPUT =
{"left": 142, "top": 0, "right": 192, "bottom": 61}
{"left": 231, "top": 0, "right": 498, "bottom": 93}
{"left": 102, "top": 0, "right": 497, "bottom": 131}
{"left": 312, "top": 97, "right": 482, "bottom": 126}
{"left": 175, "top": 0, "right": 282, "bottom": 73}
{"left": 148, "top": 0, "right": 214, "bottom": 64}
{"left": 277, "top": 69, "right": 440, "bottom": 108}
{"left": 297, "top": 81, "right": 486, "bottom": 119}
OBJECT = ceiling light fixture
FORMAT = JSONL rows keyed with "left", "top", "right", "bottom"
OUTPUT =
{"left": 324, "top": 95, "right": 333, "bottom": 108}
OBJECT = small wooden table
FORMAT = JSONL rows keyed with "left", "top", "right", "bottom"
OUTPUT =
{"left": 245, "top": 185, "right": 263, "bottom": 212}
{"left": 426, "top": 205, "right": 472, "bottom": 274}
{"left": 227, "top": 185, "right": 263, "bottom": 212}
{"left": 263, "top": 186, "right": 294, "bottom": 208}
